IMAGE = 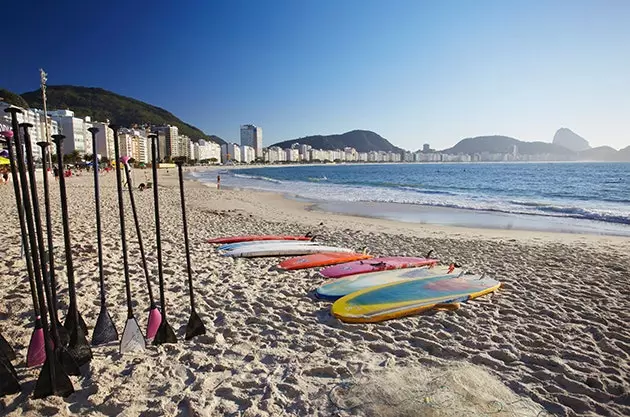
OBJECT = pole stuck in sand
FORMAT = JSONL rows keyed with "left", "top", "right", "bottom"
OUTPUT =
{"left": 88, "top": 127, "right": 119, "bottom": 346}
{"left": 150, "top": 134, "right": 177, "bottom": 345}
{"left": 51, "top": 134, "right": 93, "bottom": 366}
{"left": 110, "top": 125, "right": 146, "bottom": 354}
{"left": 1, "top": 127, "right": 40, "bottom": 366}
{"left": 10, "top": 117, "right": 74, "bottom": 398}
{"left": 36, "top": 140, "right": 70, "bottom": 348}
{"left": 122, "top": 156, "right": 162, "bottom": 341}
{"left": 175, "top": 160, "right": 206, "bottom": 340}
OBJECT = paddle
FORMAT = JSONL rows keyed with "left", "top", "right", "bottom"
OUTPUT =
{"left": 50, "top": 133, "right": 93, "bottom": 366}
{"left": 0, "top": 350, "right": 21, "bottom": 397}
{"left": 7, "top": 115, "right": 75, "bottom": 397}
{"left": 150, "top": 134, "right": 177, "bottom": 345}
{"left": 1, "top": 129, "right": 38, "bottom": 365}
{"left": 36, "top": 141, "right": 70, "bottom": 349}
{"left": 121, "top": 156, "right": 161, "bottom": 340}
{"left": 175, "top": 161, "right": 206, "bottom": 340}
{"left": 110, "top": 126, "right": 146, "bottom": 353}
{"left": 87, "top": 127, "right": 119, "bottom": 346}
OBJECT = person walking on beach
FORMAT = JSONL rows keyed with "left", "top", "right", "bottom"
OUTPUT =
{"left": 217, "top": 174, "right": 221, "bottom": 190}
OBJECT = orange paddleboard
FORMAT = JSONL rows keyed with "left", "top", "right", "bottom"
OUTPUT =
{"left": 278, "top": 252, "right": 372, "bottom": 271}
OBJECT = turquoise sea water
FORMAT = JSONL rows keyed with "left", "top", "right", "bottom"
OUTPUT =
{"left": 193, "top": 162, "right": 630, "bottom": 236}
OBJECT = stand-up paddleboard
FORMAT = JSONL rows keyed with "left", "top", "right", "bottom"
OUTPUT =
{"left": 207, "top": 233, "right": 313, "bottom": 244}
{"left": 316, "top": 266, "right": 461, "bottom": 300}
{"left": 332, "top": 274, "right": 501, "bottom": 323}
{"left": 278, "top": 252, "right": 373, "bottom": 271}
{"left": 320, "top": 256, "right": 438, "bottom": 279}
{"left": 225, "top": 244, "right": 354, "bottom": 258}
{"left": 219, "top": 239, "right": 319, "bottom": 252}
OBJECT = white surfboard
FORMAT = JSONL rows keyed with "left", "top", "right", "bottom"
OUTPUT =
{"left": 225, "top": 244, "right": 354, "bottom": 258}
{"left": 219, "top": 239, "right": 320, "bottom": 251}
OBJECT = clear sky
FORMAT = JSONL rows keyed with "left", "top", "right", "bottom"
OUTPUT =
{"left": 3, "top": 0, "right": 629, "bottom": 150}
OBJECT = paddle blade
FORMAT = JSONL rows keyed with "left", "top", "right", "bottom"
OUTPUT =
{"left": 63, "top": 305, "right": 89, "bottom": 338}
{"left": 0, "top": 332, "right": 16, "bottom": 362}
{"left": 55, "top": 321, "right": 70, "bottom": 347}
{"left": 58, "top": 347, "right": 81, "bottom": 376}
{"left": 33, "top": 354, "right": 74, "bottom": 399}
{"left": 146, "top": 307, "right": 162, "bottom": 341}
{"left": 185, "top": 310, "right": 206, "bottom": 341}
{"left": 27, "top": 327, "right": 46, "bottom": 367}
{"left": 66, "top": 324, "right": 93, "bottom": 367}
{"left": 91, "top": 305, "right": 119, "bottom": 346}
{"left": 120, "top": 318, "right": 146, "bottom": 354}
{"left": 0, "top": 352, "right": 21, "bottom": 397}
{"left": 153, "top": 318, "right": 177, "bottom": 345}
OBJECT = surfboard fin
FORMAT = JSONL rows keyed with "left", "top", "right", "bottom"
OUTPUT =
{"left": 425, "top": 249, "right": 434, "bottom": 259}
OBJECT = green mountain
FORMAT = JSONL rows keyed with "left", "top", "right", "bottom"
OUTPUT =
{"left": 270, "top": 130, "right": 403, "bottom": 153}
{"left": 0, "top": 88, "right": 29, "bottom": 108}
{"left": 20, "top": 85, "right": 225, "bottom": 145}
{"left": 442, "top": 135, "right": 573, "bottom": 156}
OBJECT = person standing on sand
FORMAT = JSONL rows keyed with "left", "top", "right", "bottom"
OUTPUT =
{"left": 217, "top": 174, "right": 221, "bottom": 189}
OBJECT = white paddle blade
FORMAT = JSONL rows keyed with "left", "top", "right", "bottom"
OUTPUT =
{"left": 119, "top": 318, "right": 146, "bottom": 354}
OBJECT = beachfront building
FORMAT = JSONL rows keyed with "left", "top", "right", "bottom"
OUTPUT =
{"left": 299, "top": 144, "right": 311, "bottom": 161}
{"left": 195, "top": 139, "right": 221, "bottom": 162}
{"left": 241, "top": 145, "right": 256, "bottom": 163}
{"left": 240, "top": 124, "right": 263, "bottom": 158}
{"left": 155, "top": 125, "right": 179, "bottom": 160}
{"left": 49, "top": 110, "right": 89, "bottom": 155}
{"left": 285, "top": 148, "right": 300, "bottom": 162}
{"left": 91, "top": 121, "right": 115, "bottom": 160}
{"left": 0, "top": 102, "right": 60, "bottom": 160}
{"left": 358, "top": 152, "right": 368, "bottom": 162}
{"left": 266, "top": 146, "right": 286, "bottom": 163}
{"left": 344, "top": 147, "right": 358, "bottom": 162}
{"left": 221, "top": 142, "right": 241, "bottom": 163}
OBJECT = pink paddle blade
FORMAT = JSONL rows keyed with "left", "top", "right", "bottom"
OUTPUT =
{"left": 146, "top": 308, "right": 162, "bottom": 341}
{"left": 27, "top": 327, "right": 47, "bottom": 367}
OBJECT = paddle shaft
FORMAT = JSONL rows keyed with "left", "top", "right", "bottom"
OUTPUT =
{"left": 176, "top": 162, "right": 196, "bottom": 310}
{"left": 4, "top": 120, "right": 40, "bottom": 319}
{"left": 22, "top": 126, "right": 64, "bottom": 348}
{"left": 88, "top": 128, "right": 107, "bottom": 306}
{"left": 111, "top": 126, "right": 134, "bottom": 318}
{"left": 51, "top": 135, "right": 80, "bottom": 318}
{"left": 36, "top": 141, "right": 61, "bottom": 324}
{"left": 123, "top": 162, "right": 156, "bottom": 306}
{"left": 150, "top": 135, "right": 167, "bottom": 317}
{"left": 10, "top": 115, "right": 57, "bottom": 389}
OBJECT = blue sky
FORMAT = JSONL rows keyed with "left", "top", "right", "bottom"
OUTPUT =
{"left": 3, "top": 0, "right": 630, "bottom": 150}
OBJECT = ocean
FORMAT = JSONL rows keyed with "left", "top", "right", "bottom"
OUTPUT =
{"left": 192, "top": 162, "right": 630, "bottom": 236}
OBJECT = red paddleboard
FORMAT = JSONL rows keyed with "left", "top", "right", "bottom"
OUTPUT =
{"left": 319, "top": 256, "right": 438, "bottom": 278}
{"left": 279, "top": 252, "right": 373, "bottom": 271}
{"left": 207, "top": 234, "right": 312, "bottom": 244}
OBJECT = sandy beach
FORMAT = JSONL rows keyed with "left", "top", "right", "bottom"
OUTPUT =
{"left": 1, "top": 166, "right": 629, "bottom": 416}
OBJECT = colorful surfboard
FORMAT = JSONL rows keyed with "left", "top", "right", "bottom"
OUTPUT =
{"left": 278, "top": 252, "right": 373, "bottom": 271}
{"left": 224, "top": 244, "right": 354, "bottom": 258}
{"left": 319, "top": 256, "right": 438, "bottom": 278}
{"left": 219, "top": 240, "right": 319, "bottom": 251}
{"left": 207, "top": 234, "right": 312, "bottom": 244}
{"left": 316, "top": 265, "right": 461, "bottom": 300}
{"left": 331, "top": 274, "right": 501, "bottom": 323}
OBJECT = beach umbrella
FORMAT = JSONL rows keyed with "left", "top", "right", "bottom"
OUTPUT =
{"left": 121, "top": 155, "right": 161, "bottom": 341}
{"left": 175, "top": 160, "right": 206, "bottom": 340}
{"left": 87, "top": 127, "right": 118, "bottom": 346}
{"left": 0, "top": 149, "right": 8, "bottom": 157}
{"left": 110, "top": 126, "right": 146, "bottom": 354}
{"left": 0, "top": 156, "right": 9, "bottom": 165}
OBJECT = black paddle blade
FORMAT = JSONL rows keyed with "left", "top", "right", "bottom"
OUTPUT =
{"left": 92, "top": 305, "right": 119, "bottom": 346}
{"left": 57, "top": 347, "right": 81, "bottom": 376}
{"left": 185, "top": 309, "right": 206, "bottom": 341}
{"left": 66, "top": 324, "right": 92, "bottom": 367}
{"left": 53, "top": 321, "right": 70, "bottom": 347}
{"left": 153, "top": 318, "right": 177, "bottom": 345}
{"left": 33, "top": 354, "right": 74, "bottom": 399}
{"left": 0, "top": 332, "right": 16, "bottom": 362}
{"left": 0, "top": 352, "right": 21, "bottom": 397}
{"left": 120, "top": 317, "right": 146, "bottom": 354}
{"left": 63, "top": 305, "right": 89, "bottom": 338}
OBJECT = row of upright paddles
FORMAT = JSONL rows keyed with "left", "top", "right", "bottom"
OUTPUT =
{"left": 0, "top": 106, "right": 206, "bottom": 399}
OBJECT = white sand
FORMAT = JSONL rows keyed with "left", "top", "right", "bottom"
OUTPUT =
{"left": 0, "top": 167, "right": 628, "bottom": 416}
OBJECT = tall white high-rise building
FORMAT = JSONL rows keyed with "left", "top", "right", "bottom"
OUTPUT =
{"left": 240, "top": 124, "right": 262, "bottom": 158}
{"left": 49, "top": 109, "right": 88, "bottom": 155}
{"left": 195, "top": 139, "right": 221, "bottom": 162}
{"left": 0, "top": 102, "right": 59, "bottom": 160}
{"left": 221, "top": 143, "right": 241, "bottom": 163}
{"left": 91, "top": 122, "right": 115, "bottom": 160}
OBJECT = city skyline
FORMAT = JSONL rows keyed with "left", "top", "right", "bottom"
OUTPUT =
{"left": 3, "top": 0, "right": 630, "bottom": 150}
